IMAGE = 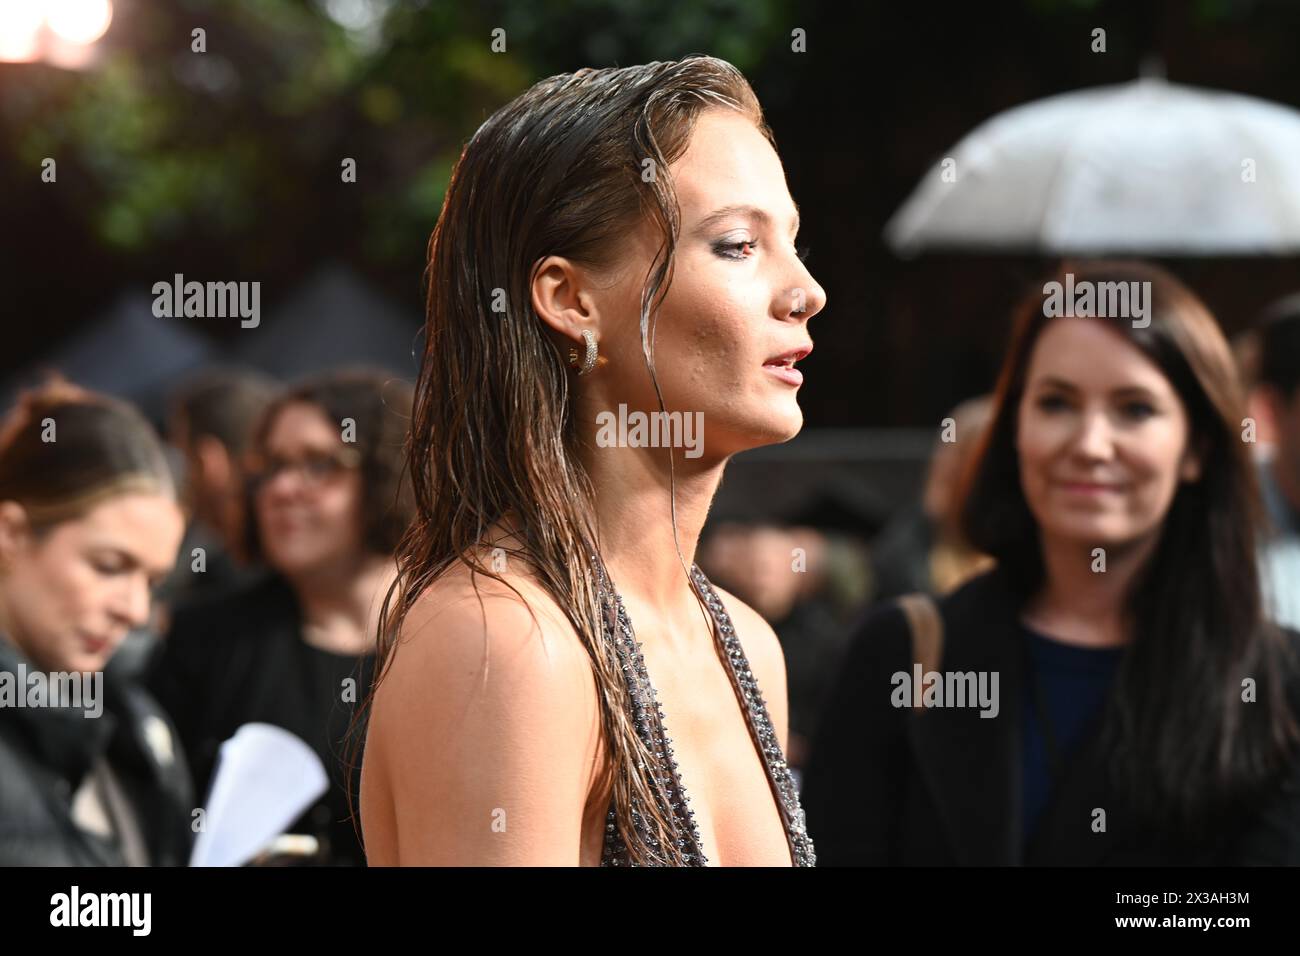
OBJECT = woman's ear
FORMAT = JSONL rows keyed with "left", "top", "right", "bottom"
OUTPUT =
{"left": 194, "top": 434, "right": 233, "bottom": 491}
{"left": 0, "top": 501, "right": 32, "bottom": 568}
{"left": 1179, "top": 434, "right": 1209, "bottom": 483}
{"left": 530, "top": 254, "right": 604, "bottom": 348}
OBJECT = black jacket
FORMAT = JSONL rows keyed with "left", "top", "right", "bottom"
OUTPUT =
{"left": 0, "top": 639, "right": 194, "bottom": 866}
{"left": 801, "top": 566, "right": 1300, "bottom": 865}
{"left": 147, "top": 573, "right": 372, "bottom": 866}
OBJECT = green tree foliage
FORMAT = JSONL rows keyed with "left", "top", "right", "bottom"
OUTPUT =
{"left": 0, "top": 0, "right": 792, "bottom": 276}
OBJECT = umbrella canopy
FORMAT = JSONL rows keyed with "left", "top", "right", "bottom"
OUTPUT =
{"left": 232, "top": 264, "right": 422, "bottom": 382}
{"left": 885, "top": 76, "right": 1300, "bottom": 256}
{"left": 1, "top": 292, "right": 219, "bottom": 424}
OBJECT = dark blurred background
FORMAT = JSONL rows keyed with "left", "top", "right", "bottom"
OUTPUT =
{"left": 6, "top": 0, "right": 1300, "bottom": 789}
{"left": 3, "top": 0, "right": 1300, "bottom": 516}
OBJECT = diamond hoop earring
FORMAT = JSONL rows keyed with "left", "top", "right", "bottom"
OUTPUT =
{"left": 568, "top": 329, "right": 598, "bottom": 376}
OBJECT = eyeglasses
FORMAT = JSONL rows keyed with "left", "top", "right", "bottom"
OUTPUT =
{"left": 250, "top": 447, "right": 363, "bottom": 490}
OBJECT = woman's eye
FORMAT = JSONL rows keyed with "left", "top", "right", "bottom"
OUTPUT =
{"left": 1036, "top": 394, "right": 1069, "bottom": 412}
{"left": 312, "top": 458, "right": 345, "bottom": 479}
{"left": 92, "top": 557, "right": 127, "bottom": 575}
{"left": 715, "top": 238, "right": 757, "bottom": 260}
{"left": 1122, "top": 401, "right": 1156, "bottom": 421}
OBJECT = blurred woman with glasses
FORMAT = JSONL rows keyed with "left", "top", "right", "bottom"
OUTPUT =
{"left": 0, "top": 379, "right": 190, "bottom": 865}
{"left": 148, "top": 367, "right": 414, "bottom": 866}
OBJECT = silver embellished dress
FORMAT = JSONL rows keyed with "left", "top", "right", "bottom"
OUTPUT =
{"left": 593, "top": 558, "right": 817, "bottom": 867}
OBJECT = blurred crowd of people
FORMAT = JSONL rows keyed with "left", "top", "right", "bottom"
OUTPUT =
{"left": 2, "top": 260, "right": 1300, "bottom": 865}
{"left": 0, "top": 366, "right": 410, "bottom": 865}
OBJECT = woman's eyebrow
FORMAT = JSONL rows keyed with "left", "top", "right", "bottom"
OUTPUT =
{"left": 693, "top": 202, "right": 800, "bottom": 236}
{"left": 99, "top": 544, "right": 176, "bottom": 584}
{"left": 1110, "top": 384, "right": 1161, "bottom": 400}
{"left": 1032, "top": 376, "right": 1161, "bottom": 400}
{"left": 265, "top": 443, "right": 338, "bottom": 456}
{"left": 1031, "top": 375, "right": 1079, "bottom": 392}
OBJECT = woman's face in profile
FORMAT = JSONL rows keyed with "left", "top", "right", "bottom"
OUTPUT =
{"left": 1015, "top": 316, "right": 1202, "bottom": 552}
{"left": 0, "top": 493, "right": 183, "bottom": 674}
{"left": 588, "top": 108, "right": 827, "bottom": 460}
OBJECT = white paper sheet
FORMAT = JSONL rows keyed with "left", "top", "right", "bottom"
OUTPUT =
{"left": 189, "top": 723, "right": 329, "bottom": 867}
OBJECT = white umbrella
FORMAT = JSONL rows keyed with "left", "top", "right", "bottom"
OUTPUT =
{"left": 885, "top": 75, "right": 1300, "bottom": 256}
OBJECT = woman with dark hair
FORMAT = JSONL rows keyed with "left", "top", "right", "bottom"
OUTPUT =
{"left": 802, "top": 260, "right": 1300, "bottom": 865}
{"left": 149, "top": 367, "right": 414, "bottom": 866}
{"left": 358, "top": 55, "right": 827, "bottom": 866}
{"left": 0, "top": 379, "right": 191, "bottom": 865}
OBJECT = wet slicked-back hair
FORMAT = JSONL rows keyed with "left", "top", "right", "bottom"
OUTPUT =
{"left": 355, "top": 56, "right": 772, "bottom": 865}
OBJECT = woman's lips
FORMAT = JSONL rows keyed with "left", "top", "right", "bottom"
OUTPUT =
{"left": 763, "top": 363, "right": 804, "bottom": 387}
{"left": 1057, "top": 480, "right": 1123, "bottom": 495}
{"left": 267, "top": 514, "right": 310, "bottom": 534}
{"left": 81, "top": 633, "right": 113, "bottom": 655}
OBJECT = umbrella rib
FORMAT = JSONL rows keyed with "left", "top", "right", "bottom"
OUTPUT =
{"left": 1034, "top": 94, "right": 1115, "bottom": 253}
{"left": 1220, "top": 99, "right": 1296, "bottom": 248}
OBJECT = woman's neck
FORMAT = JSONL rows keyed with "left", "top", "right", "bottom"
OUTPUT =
{"left": 578, "top": 434, "right": 727, "bottom": 634}
{"left": 1025, "top": 532, "right": 1160, "bottom": 648}
{"left": 288, "top": 554, "right": 395, "bottom": 655}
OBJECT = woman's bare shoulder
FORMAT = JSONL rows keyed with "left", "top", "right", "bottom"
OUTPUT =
{"left": 396, "top": 560, "right": 584, "bottom": 659}
{"left": 378, "top": 560, "right": 597, "bottom": 726}
{"left": 363, "top": 560, "right": 601, "bottom": 865}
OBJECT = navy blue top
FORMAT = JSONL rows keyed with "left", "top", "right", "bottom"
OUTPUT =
{"left": 1020, "top": 625, "right": 1125, "bottom": 844}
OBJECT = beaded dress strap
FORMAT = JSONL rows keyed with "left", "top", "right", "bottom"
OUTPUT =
{"left": 592, "top": 555, "right": 816, "bottom": 867}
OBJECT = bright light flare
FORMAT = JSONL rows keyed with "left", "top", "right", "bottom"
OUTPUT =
{"left": 47, "top": 0, "right": 113, "bottom": 46}
{"left": 0, "top": 2, "right": 48, "bottom": 62}
{"left": 0, "top": 0, "right": 113, "bottom": 63}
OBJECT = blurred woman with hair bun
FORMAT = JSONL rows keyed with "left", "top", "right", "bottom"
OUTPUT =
{"left": 0, "top": 378, "right": 191, "bottom": 866}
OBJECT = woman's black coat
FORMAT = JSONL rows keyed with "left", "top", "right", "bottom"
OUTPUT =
{"left": 800, "top": 566, "right": 1300, "bottom": 865}
{"left": 0, "top": 639, "right": 195, "bottom": 866}
{"left": 147, "top": 573, "right": 372, "bottom": 866}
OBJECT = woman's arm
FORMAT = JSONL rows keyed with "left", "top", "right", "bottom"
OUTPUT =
{"left": 362, "top": 578, "right": 601, "bottom": 866}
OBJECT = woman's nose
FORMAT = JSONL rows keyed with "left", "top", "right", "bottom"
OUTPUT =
{"left": 1071, "top": 409, "right": 1116, "bottom": 459}
{"left": 262, "top": 467, "right": 305, "bottom": 500}
{"left": 110, "top": 577, "right": 152, "bottom": 630}
{"left": 786, "top": 278, "right": 827, "bottom": 321}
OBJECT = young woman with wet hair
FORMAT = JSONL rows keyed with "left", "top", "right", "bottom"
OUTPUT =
{"left": 802, "top": 261, "right": 1300, "bottom": 865}
{"left": 358, "top": 55, "right": 827, "bottom": 866}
